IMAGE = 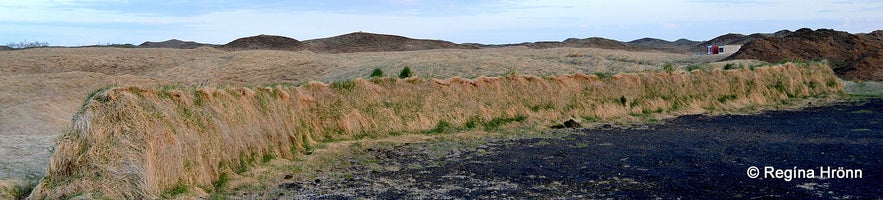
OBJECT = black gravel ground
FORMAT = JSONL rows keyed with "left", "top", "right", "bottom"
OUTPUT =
{"left": 276, "top": 99, "right": 883, "bottom": 199}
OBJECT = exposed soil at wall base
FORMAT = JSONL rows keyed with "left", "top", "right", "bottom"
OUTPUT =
{"left": 269, "top": 99, "right": 883, "bottom": 199}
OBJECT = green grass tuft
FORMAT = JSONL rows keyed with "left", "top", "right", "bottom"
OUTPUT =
{"left": 165, "top": 183, "right": 188, "bottom": 197}
{"left": 529, "top": 102, "right": 555, "bottom": 112}
{"left": 663, "top": 63, "right": 674, "bottom": 73}
{"left": 330, "top": 80, "right": 356, "bottom": 91}
{"left": 482, "top": 115, "right": 527, "bottom": 131}
{"left": 399, "top": 66, "right": 413, "bottom": 78}
{"left": 261, "top": 153, "right": 275, "bottom": 163}
{"left": 213, "top": 173, "right": 229, "bottom": 191}
{"left": 717, "top": 95, "right": 737, "bottom": 103}
{"left": 852, "top": 110, "right": 874, "bottom": 114}
{"left": 80, "top": 85, "right": 116, "bottom": 112}
{"left": 593, "top": 72, "right": 612, "bottom": 79}
{"left": 464, "top": 117, "right": 479, "bottom": 129}
{"left": 724, "top": 63, "right": 737, "bottom": 70}
{"left": 370, "top": 68, "right": 385, "bottom": 78}
{"left": 425, "top": 120, "right": 454, "bottom": 134}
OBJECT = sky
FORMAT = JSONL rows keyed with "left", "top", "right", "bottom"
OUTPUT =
{"left": 1, "top": 0, "right": 882, "bottom": 46}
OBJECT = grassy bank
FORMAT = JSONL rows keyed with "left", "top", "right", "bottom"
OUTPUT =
{"left": 29, "top": 62, "right": 842, "bottom": 199}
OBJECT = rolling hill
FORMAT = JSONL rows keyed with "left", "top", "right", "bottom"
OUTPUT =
{"left": 139, "top": 39, "right": 214, "bottom": 49}
{"left": 218, "top": 34, "right": 309, "bottom": 51}
{"left": 728, "top": 28, "right": 883, "bottom": 81}
{"left": 304, "top": 32, "right": 478, "bottom": 53}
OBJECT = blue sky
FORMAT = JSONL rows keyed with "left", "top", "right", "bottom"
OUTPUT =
{"left": 1, "top": 0, "right": 882, "bottom": 46}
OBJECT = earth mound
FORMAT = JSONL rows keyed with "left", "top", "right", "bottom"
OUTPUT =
{"left": 728, "top": 28, "right": 883, "bottom": 81}
{"left": 304, "top": 32, "right": 478, "bottom": 53}
{"left": 138, "top": 39, "right": 214, "bottom": 49}
{"left": 219, "top": 34, "right": 308, "bottom": 51}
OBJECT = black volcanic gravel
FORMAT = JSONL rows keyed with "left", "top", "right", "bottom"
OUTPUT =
{"left": 275, "top": 99, "right": 883, "bottom": 199}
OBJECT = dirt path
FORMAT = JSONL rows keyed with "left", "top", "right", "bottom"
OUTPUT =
{"left": 267, "top": 99, "right": 882, "bottom": 199}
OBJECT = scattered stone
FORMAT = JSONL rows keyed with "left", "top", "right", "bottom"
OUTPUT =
{"left": 283, "top": 174, "right": 293, "bottom": 179}
{"left": 551, "top": 118, "right": 582, "bottom": 129}
{"left": 564, "top": 119, "right": 582, "bottom": 128}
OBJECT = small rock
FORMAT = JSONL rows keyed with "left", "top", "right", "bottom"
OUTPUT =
{"left": 551, "top": 118, "right": 582, "bottom": 129}
{"left": 283, "top": 174, "right": 293, "bottom": 179}
{"left": 564, "top": 118, "right": 582, "bottom": 128}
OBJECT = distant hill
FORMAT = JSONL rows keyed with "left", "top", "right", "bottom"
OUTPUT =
{"left": 560, "top": 37, "right": 632, "bottom": 49}
{"left": 627, "top": 38, "right": 701, "bottom": 53}
{"left": 627, "top": 38, "right": 700, "bottom": 48}
{"left": 475, "top": 37, "right": 637, "bottom": 51}
{"left": 526, "top": 37, "right": 632, "bottom": 50}
{"left": 0, "top": 46, "right": 11, "bottom": 51}
{"left": 218, "top": 35, "right": 308, "bottom": 51}
{"left": 139, "top": 39, "right": 214, "bottom": 49}
{"left": 304, "top": 32, "right": 478, "bottom": 53}
{"left": 728, "top": 28, "right": 883, "bottom": 81}
{"left": 471, "top": 37, "right": 701, "bottom": 53}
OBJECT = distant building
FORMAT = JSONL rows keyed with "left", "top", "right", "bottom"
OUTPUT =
{"left": 707, "top": 45, "right": 742, "bottom": 55}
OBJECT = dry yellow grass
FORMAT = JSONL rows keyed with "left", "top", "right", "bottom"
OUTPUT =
{"left": 28, "top": 62, "right": 842, "bottom": 199}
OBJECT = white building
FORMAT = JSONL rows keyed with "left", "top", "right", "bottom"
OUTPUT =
{"left": 707, "top": 45, "right": 742, "bottom": 55}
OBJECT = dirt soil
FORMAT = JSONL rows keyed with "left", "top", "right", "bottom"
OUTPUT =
{"left": 270, "top": 99, "right": 882, "bottom": 199}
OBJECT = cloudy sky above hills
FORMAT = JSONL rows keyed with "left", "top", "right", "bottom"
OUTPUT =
{"left": 1, "top": 0, "right": 881, "bottom": 46}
